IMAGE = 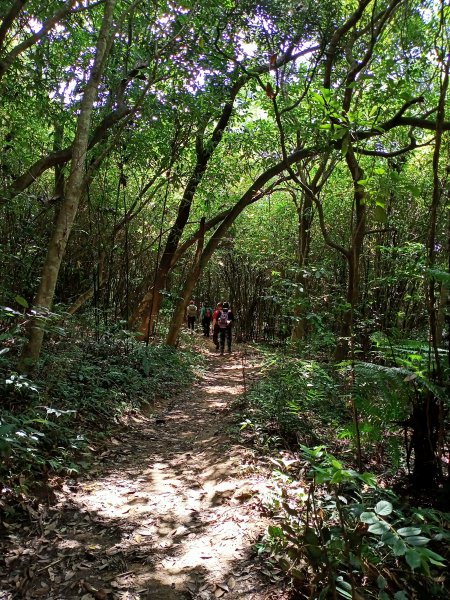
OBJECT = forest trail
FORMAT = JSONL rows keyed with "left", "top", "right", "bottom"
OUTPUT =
{"left": 2, "top": 340, "right": 287, "bottom": 600}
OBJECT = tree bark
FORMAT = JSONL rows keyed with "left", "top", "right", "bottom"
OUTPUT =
{"left": 166, "top": 219, "right": 205, "bottom": 346}
{"left": 130, "top": 99, "right": 237, "bottom": 337}
{"left": 19, "top": 0, "right": 116, "bottom": 369}
{"left": 335, "top": 147, "right": 366, "bottom": 361}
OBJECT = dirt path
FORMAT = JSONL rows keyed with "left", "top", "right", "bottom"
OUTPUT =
{"left": 2, "top": 342, "right": 288, "bottom": 600}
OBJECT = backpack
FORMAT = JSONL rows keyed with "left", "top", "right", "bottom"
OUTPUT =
{"left": 218, "top": 309, "right": 229, "bottom": 329}
{"left": 187, "top": 304, "right": 197, "bottom": 317}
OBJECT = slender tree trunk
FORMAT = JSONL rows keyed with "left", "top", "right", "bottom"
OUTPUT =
{"left": 131, "top": 102, "right": 235, "bottom": 337}
{"left": 335, "top": 148, "right": 366, "bottom": 361}
{"left": 19, "top": 0, "right": 116, "bottom": 369}
{"left": 67, "top": 253, "right": 107, "bottom": 315}
{"left": 436, "top": 283, "right": 449, "bottom": 345}
{"left": 166, "top": 219, "right": 205, "bottom": 346}
{"left": 292, "top": 192, "right": 312, "bottom": 342}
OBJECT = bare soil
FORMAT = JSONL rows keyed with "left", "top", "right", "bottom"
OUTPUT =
{"left": 1, "top": 340, "right": 289, "bottom": 600}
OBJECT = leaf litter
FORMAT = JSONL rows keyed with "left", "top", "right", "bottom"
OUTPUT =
{"left": 0, "top": 344, "right": 290, "bottom": 599}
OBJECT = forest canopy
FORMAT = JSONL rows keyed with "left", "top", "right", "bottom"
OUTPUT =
{"left": 2, "top": 0, "right": 450, "bottom": 472}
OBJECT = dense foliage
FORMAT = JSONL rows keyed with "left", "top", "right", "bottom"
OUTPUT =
{"left": 1, "top": 0, "right": 450, "bottom": 597}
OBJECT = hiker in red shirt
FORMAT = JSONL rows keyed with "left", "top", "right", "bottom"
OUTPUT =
{"left": 212, "top": 302, "right": 222, "bottom": 350}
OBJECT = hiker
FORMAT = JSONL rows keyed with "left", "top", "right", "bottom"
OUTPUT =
{"left": 186, "top": 299, "right": 197, "bottom": 332}
{"left": 212, "top": 302, "right": 222, "bottom": 350}
{"left": 217, "top": 301, "right": 234, "bottom": 354}
{"left": 200, "top": 302, "right": 213, "bottom": 337}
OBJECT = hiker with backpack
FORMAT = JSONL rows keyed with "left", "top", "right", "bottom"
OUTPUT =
{"left": 200, "top": 302, "right": 213, "bottom": 337}
{"left": 212, "top": 302, "right": 222, "bottom": 350}
{"left": 216, "top": 301, "right": 234, "bottom": 354}
{"left": 186, "top": 299, "right": 198, "bottom": 333}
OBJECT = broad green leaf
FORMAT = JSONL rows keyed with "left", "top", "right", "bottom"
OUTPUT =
{"left": 15, "top": 295, "right": 29, "bottom": 308}
{"left": 374, "top": 500, "right": 393, "bottom": 516}
{"left": 392, "top": 538, "right": 407, "bottom": 556}
{"left": 360, "top": 511, "right": 378, "bottom": 524}
{"left": 397, "top": 527, "right": 421, "bottom": 537}
{"left": 404, "top": 535, "right": 429, "bottom": 546}
{"left": 420, "top": 548, "right": 446, "bottom": 563}
{"left": 341, "top": 135, "right": 349, "bottom": 157}
{"left": 374, "top": 205, "right": 387, "bottom": 223}
{"left": 405, "top": 549, "right": 421, "bottom": 570}
{"left": 368, "top": 521, "right": 390, "bottom": 535}
{"left": 394, "top": 592, "right": 409, "bottom": 600}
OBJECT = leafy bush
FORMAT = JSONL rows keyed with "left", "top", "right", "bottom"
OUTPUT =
{"left": 0, "top": 329, "right": 197, "bottom": 499}
{"left": 243, "top": 355, "right": 346, "bottom": 445}
{"left": 337, "top": 334, "right": 449, "bottom": 473}
{"left": 262, "top": 446, "right": 449, "bottom": 599}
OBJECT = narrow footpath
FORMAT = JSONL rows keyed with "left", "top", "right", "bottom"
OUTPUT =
{"left": 2, "top": 343, "right": 288, "bottom": 600}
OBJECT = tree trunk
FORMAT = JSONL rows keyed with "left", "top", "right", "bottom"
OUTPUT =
{"left": 19, "top": 0, "right": 116, "bottom": 369}
{"left": 335, "top": 148, "right": 366, "bottom": 361}
{"left": 291, "top": 192, "right": 312, "bottom": 342}
{"left": 411, "top": 392, "right": 440, "bottom": 487}
{"left": 166, "top": 219, "right": 205, "bottom": 346}
{"left": 131, "top": 102, "right": 235, "bottom": 338}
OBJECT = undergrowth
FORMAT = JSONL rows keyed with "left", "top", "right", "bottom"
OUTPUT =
{"left": 260, "top": 446, "right": 450, "bottom": 599}
{"left": 242, "top": 353, "right": 348, "bottom": 449}
{"left": 0, "top": 325, "right": 198, "bottom": 508}
{"left": 241, "top": 343, "right": 450, "bottom": 599}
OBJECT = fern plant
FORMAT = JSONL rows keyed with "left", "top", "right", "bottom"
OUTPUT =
{"left": 340, "top": 332, "right": 449, "bottom": 486}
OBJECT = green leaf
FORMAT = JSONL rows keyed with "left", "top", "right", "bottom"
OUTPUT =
{"left": 397, "top": 527, "right": 421, "bottom": 537}
{"left": 404, "top": 535, "right": 429, "bottom": 546}
{"left": 393, "top": 538, "right": 407, "bottom": 556}
{"left": 375, "top": 501, "right": 393, "bottom": 516}
{"left": 311, "top": 92, "right": 325, "bottom": 104}
{"left": 268, "top": 525, "right": 284, "bottom": 539}
{"left": 374, "top": 205, "right": 387, "bottom": 223}
{"left": 420, "top": 548, "right": 446, "bottom": 564}
{"left": 394, "top": 592, "right": 409, "bottom": 600}
{"left": 15, "top": 295, "right": 29, "bottom": 308}
{"left": 319, "top": 87, "right": 331, "bottom": 99}
{"left": 368, "top": 521, "right": 390, "bottom": 535}
{"left": 360, "top": 511, "right": 378, "bottom": 524}
{"left": 377, "top": 574, "right": 387, "bottom": 590}
{"left": 341, "top": 135, "right": 349, "bottom": 157}
{"left": 405, "top": 548, "right": 421, "bottom": 570}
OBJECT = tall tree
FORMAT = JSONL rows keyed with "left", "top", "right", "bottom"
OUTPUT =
{"left": 20, "top": 0, "right": 117, "bottom": 367}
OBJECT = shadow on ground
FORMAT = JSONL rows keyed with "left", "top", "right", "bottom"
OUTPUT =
{"left": 1, "top": 342, "right": 286, "bottom": 599}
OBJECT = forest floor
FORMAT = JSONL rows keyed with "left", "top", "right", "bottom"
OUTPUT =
{"left": 1, "top": 336, "right": 289, "bottom": 600}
